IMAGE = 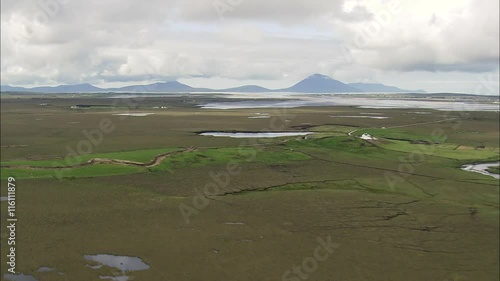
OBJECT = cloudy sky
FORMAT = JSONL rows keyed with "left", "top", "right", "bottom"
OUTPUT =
{"left": 1, "top": 0, "right": 499, "bottom": 94}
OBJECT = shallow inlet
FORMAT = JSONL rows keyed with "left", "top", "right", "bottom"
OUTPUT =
{"left": 200, "top": 96, "right": 499, "bottom": 111}
{"left": 461, "top": 162, "right": 500, "bottom": 180}
{"left": 200, "top": 132, "right": 313, "bottom": 138}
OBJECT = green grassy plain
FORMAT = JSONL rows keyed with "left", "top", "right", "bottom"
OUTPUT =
{"left": 488, "top": 166, "right": 500, "bottom": 174}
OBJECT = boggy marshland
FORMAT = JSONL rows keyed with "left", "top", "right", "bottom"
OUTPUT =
{"left": 1, "top": 93, "right": 498, "bottom": 281}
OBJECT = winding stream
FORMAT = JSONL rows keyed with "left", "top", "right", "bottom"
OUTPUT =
{"left": 461, "top": 162, "right": 499, "bottom": 179}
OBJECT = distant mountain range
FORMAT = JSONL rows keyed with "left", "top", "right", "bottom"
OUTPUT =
{"left": 347, "top": 82, "right": 425, "bottom": 93}
{"left": 0, "top": 74, "right": 426, "bottom": 94}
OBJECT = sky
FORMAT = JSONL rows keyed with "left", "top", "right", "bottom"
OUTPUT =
{"left": 1, "top": 0, "right": 499, "bottom": 94}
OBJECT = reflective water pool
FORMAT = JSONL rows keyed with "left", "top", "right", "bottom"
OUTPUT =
{"left": 84, "top": 254, "right": 150, "bottom": 272}
{"left": 200, "top": 132, "right": 313, "bottom": 138}
{"left": 461, "top": 162, "right": 500, "bottom": 179}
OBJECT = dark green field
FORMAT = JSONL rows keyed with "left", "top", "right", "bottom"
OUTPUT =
{"left": 1, "top": 94, "right": 499, "bottom": 281}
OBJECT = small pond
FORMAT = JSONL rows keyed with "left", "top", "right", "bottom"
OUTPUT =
{"left": 200, "top": 132, "right": 313, "bottom": 138}
{"left": 84, "top": 254, "right": 150, "bottom": 272}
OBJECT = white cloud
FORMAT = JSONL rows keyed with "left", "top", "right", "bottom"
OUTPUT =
{"left": 0, "top": 0, "right": 498, "bottom": 94}
{"left": 331, "top": 0, "right": 499, "bottom": 73}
